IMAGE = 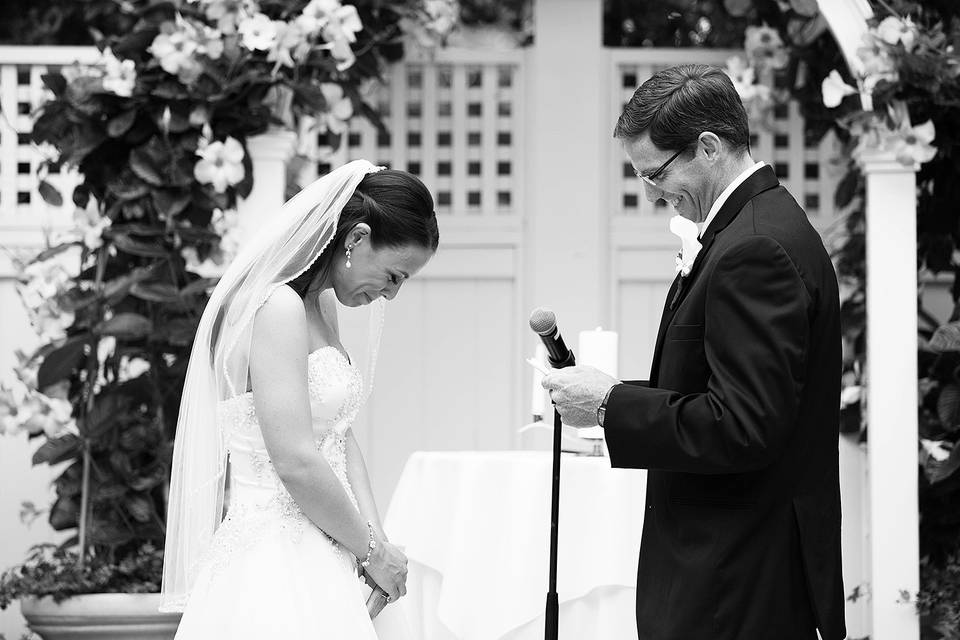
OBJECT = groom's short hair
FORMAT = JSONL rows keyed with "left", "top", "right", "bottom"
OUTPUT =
{"left": 613, "top": 64, "right": 750, "bottom": 154}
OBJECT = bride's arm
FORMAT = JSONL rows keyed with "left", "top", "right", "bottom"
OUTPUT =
{"left": 250, "top": 287, "right": 407, "bottom": 596}
{"left": 344, "top": 428, "right": 386, "bottom": 541}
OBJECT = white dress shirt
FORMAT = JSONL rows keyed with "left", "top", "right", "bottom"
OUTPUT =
{"left": 699, "top": 161, "right": 766, "bottom": 237}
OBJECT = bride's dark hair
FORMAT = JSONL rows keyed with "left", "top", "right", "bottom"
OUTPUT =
{"left": 287, "top": 169, "right": 438, "bottom": 298}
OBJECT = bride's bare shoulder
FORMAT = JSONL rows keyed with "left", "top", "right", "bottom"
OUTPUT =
{"left": 253, "top": 285, "right": 308, "bottom": 346}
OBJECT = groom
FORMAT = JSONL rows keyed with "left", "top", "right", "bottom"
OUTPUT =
{"left": 543, "top": 64, "right": 845, "bottom": 640}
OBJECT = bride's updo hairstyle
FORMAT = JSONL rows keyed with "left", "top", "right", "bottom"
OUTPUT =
{"left": 288, "top": 169, "right": 438, "bottom": 298}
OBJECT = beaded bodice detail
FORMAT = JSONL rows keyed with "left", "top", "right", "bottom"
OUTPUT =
{"left": 204, "top": 347, "right": 364, "bottom": 573}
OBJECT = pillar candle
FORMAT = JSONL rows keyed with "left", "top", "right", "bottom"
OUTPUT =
{"left": 578, "top": 327, "right": 618, "bottom": 378}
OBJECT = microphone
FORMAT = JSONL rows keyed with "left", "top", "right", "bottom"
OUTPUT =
{"left": 529, "top": 308, "right": 576, "bottom": 369}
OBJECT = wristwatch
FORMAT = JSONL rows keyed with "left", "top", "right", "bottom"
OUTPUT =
{"left": 597, "top": 385, "right": 616, "bottom": 427}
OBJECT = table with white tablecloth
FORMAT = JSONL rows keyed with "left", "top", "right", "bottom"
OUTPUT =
{"left": 381, "top": 451, "right": 647, "bottom": 640}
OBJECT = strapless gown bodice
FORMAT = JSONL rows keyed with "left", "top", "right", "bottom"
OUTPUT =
{"left": 218, "top": 346, "right": 363, "bottom": 495}
{"left": 193, "top": 346, "right": 365, "bottom": 579}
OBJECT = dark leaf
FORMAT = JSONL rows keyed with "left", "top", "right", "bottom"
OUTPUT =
{"left": 31, "top": 241, "right": 80, "bottom": 264}
{"left": 48, "top": 495, "right": 79, "bottom": 531}
{"left": 180, "top": 277, "right": 219, "bottom": 296}
{"left": 37, "top": 335, "right": 89, "bottom": 389}
{"left": 834, "top": 168, "right": 860, "bottom": 209}
{"left": 38, "top": 179, "right": 63, "bottom": 207}
{"left": 94, "top": 482, "right": 128, "bottom": 501}
{"left": 236, "top": 144, "right": 254, "bottom": 198}
{"left": 786, "top": 14, "right": 828, "bottom": 47}
{"left": 789, "top": 0, "right": 819, "bottom": 17}
{"left": 87, "top": 519, "right": 134, "bottom": 546}
{"left": 107, "top": 176, "right": 151, "bottom": 202}
{"left": 931, "top": 322, "right": 960, "bottom": 352}
{"left": 155, "top": 317, "right": 199, "bottom": 346}
{"left": 107, "top": 110, "right": 138, "bottom": 138}
{"left": 32, "top": 434, "right": 82, "bottom": 466}
{"left": 95, "top": 313, "right": 154, "bottom": 339}
{"left": 292, "top": 82, "right": 327, "bottom": 111}
{"left": 130, "top": 282, "right": 181, "bottom": 303}
{"left": 111, "top": 233, "right": 169, "bottom": 258}
{"left": 103, "top": 266, "right": 158, "bottom": 301}
{"left": 151, "top": 80, "right": 190, "bottom": 100}
{"left": 41, "top": 72, "right": 67, "bottom": 98}
{"left": 83, "top": 392, "right": 133, "bottom": 438}
{"left": 929, "top": 442, "right": 960, "bottom": 484}
{"left": 723, "top": 0, "right": 753, "bottom": 17}
{"left": 151, "top": 190, "right": 191, "bottom": 218}
{"left": 125, "top": 494, "right": 154, "bottom": 523}
{"left": 129, "top": 463, "right": 167, "bottom": 491}
{"left": 937, "top": 384, "right": 960, "bottom": 432}
{"left": 129, "top": 145, "right": 165, "bottom": 186}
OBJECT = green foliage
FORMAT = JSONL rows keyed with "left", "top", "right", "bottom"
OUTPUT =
{"left": 919, "top": 548, "right": 960, "bottom": 640}
{"left": 0, "top": 544, "right": 163, "bottom": 609}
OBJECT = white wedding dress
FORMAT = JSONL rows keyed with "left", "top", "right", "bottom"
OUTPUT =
{"left": 174, "top": 346, "right": 383, "bottom": 638}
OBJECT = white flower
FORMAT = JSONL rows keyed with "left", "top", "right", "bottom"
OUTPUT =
{"left": 181, "top": 247, "right": 228, "bottom": 279}
{"left": 744, "top": 25, "right": 789, "bottom": 70}
{"left": 100, "top": 48, "right": 137, "bottom": 97}
{"left": 150, "top": 23, "right": 200, "bottom": 76}
{"left": 821, "top": 69, "right": 858, "bottom": 108}
{"left": 239, "top": 12, "right": 280, "bottom": 51}
{"left": 118, "top": 356, "right": 151, "bottom": 382}
{"left": 921, "top": 438, "right": 952, "bottom": 463}
{"left": 876, "top": 15, "right": 918, "bottom": 52}
{"left": 840, "top": 384, "right": 862, "bottom": 408}
{"left": 669, "top": 215, "right": 701, "bottom": 277}
{"left": 74, "top": 206, "right": 112, "bottom": 250}
{"left": 321, "top": 3, "right": 362, "bottom": 70}
{"left": 319, "top": 83, "right": 354, "bottom": 133}
{"left": 268, "top": 21, "right": 311, "bottom": 68}
{"left": 857, "top": 34, "right": 899, "bottom": 92}
{"left": 194, "top": 137, "right": 246, "bottom": 193}
{"left": 98, "top": 336, "right": 117, "bottom": 364}
{"left": 891, "top": 120, "right": 937, "bottom": 165}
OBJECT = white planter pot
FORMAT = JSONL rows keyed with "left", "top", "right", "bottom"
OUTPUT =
{"left": 21, "top": 593, "right": 180, "bottom": 640}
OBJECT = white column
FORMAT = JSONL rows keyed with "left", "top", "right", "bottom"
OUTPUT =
{"left": 238, "top": 128, "right": 298, "bottom": 245}
{"left": 525, "top": 0, "right": 606, "bottom": 337}
{"left": 862, "top": 150, "right": 920, "bottom": 640}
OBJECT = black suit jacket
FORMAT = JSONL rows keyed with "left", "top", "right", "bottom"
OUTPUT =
{"left": 604, "top": 165, "right": 845, "bottom": 640}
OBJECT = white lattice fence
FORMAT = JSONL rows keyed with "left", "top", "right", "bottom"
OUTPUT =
{"left": 0, "top": 47, "right": 97, "bottom": 248}
{"left": 300, "top": 49, "right": 525, "bottom": 222}
{"left": 608, "top": 48, "right": 845, "bottom": 225}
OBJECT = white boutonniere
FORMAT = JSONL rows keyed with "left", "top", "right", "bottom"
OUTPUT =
{"left": 669, "top": 215, "right": 702, "bottom": 278}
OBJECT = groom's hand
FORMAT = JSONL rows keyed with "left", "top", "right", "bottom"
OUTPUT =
{"left": 542, "top": 366, "right": 618, "bottom": 427}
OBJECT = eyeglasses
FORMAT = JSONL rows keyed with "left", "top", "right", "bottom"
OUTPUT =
{"left": 635, "top": 146, "right": 688, "bottom": 187}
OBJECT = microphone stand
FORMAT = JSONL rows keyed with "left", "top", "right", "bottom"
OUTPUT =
{"left": 545, "top": 403, "right": 561, "bottom": 640}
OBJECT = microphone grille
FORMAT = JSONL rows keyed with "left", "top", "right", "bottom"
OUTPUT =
{"left": 528, "top": 307, "right": 557, "bottom": 335}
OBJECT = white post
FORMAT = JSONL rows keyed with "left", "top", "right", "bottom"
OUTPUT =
{"left": 526, "top": 0, "right": 606, "bottom": 335}
{"left": 238, "top": 128, "right": 298, "bottom": 245}
{"left": 862, "top": 150, "right": 920, "bottom": 640}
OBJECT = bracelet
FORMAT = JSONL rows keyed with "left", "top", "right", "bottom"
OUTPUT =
{"left": 359, "top": 521, "right": 377, "bottom": 568}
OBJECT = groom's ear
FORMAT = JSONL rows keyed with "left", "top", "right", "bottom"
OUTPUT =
{"left": 697, "top": 132, "right": 723, "bottom": 162}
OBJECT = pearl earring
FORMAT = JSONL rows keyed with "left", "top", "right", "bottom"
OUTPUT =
{"left": 345, "top": 244, "right": 353, "bottom": 269}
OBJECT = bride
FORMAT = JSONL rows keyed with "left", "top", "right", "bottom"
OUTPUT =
{"left": 160, "top": 160, "right": 438, "bottom": 638}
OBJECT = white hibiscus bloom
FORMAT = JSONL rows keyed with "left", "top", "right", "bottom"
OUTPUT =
{"left": 319, "top": 83, "right": 354, "bottom": 133}
{"left": 876, "top": 15, "right": 918, "bottom": 52}
{"left": 194, "top": 137, "right": 246, "bottom": 193}
{"left": 100, "top": 48, "right": 137, "bottom": 97}
{"left": 239, "top": 12, "right": 280, "bottom": 51}
{"left": 891, "top": 120, "right": 937, "bottom": 165}
{"left": 821, "top": 69, "right": 858, "bottom": 109}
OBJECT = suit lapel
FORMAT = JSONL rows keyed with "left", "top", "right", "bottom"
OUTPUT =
{"left": 648, "top": 165, "right": 781, "bottom": 384}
